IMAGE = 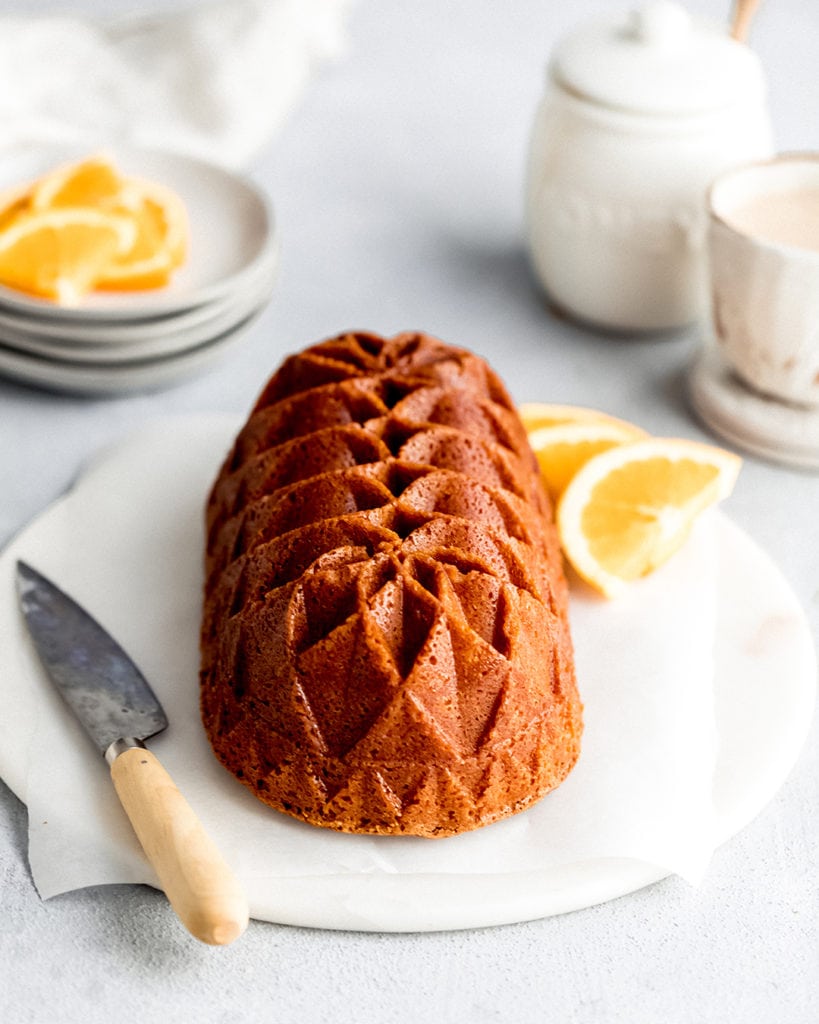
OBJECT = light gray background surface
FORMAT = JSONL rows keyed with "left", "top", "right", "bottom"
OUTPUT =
{"left": 1, "top": 2, "right": 817, "bottom": 1022}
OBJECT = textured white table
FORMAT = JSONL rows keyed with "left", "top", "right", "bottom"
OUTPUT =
{"left": 1, "top": 2, "right": 817, "bottom": 1022}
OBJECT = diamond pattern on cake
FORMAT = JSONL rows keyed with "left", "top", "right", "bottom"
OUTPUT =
{"left": 201, "top": 332, "right": 582, "bottom": 836}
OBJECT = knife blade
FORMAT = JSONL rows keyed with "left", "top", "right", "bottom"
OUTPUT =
{"left": 16, "top": 560, "right": 248, "bottom": 946}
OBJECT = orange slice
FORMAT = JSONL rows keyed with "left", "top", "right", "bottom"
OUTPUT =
{"left": 0, "top": 185, "right": 31, "bottom": 233}
{"left": 0, "top": 155, "right": 189, "bottom": 302}
{"left": 0, "top": 207, "right": 137, "bottom": 304}
{"left": 0, "top": 198, "right": 28, "bottom": 236}
{"left": 556, "top": 438, "right": 741, "bottom": 597}
{"left": 518, "top": 402, "right": 633, "bottom": 434}
{"left": 96, "top": 180, "right": 188, "bottom": 291}
{"left": 526, "top": 414, "right": 647, "bottom": 500}
{"left": 29, "top": 154, "right": 125, "bottom": 211}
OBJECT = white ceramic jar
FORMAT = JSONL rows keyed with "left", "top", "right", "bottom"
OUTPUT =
{"left": 525, "top": 1, "right": 773, "bottom": 332}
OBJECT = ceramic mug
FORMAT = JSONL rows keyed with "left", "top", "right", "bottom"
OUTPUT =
{"left": 708, "top": 154, "right": 819, "bottom": 408}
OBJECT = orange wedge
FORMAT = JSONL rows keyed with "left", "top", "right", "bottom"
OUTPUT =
{"left": 0, "top": 184, "right": 31, "bottom": 233}
{"left": 0, "top": 155, "right": 189, "bottom": 301}
{"left": 556, "top": 438, "right": 741, "bottom": 597}
{"left": 518, "top": 402, "right": 635, "bottom": 434}
{"left": 0, "top": 207, "right": 137, "bottom": 304}
{"left": 29, "top": 154, "right": 125, "bottom": 211}
{"left": 525, "top": 411, "right": 647, "bottom": 500}
{"left": 96, "top": 180, "right": 188, "bottom": 291}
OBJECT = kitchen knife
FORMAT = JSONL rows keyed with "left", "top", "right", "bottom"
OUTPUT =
{"left": 15, "top": 560, "right": 248, "bottom": 946}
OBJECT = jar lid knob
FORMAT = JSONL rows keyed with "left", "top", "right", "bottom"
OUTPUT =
{"left": 627, "top": 1, "right": 691, "bottom": 48}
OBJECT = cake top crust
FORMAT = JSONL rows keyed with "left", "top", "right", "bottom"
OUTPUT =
{"left": 200, "top": 332, "right": 581, "bottom": 836}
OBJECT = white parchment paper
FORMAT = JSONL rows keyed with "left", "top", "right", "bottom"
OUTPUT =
{"left": 3, "top": 416, "right": 720, "bottom": 914}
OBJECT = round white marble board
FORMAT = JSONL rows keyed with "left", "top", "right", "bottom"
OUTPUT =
{"left": 0, "top": 416, "right": 814, "bottom": 932}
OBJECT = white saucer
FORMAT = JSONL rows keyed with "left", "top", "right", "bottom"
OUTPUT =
{"left": 0, "top": 146, "right": 276, "bottom": 320}
{"left": 689, "top": 343, "right": 819, "bottom": 470}
{"left": 0, "top": 417, "right": 814, "bottom": 931}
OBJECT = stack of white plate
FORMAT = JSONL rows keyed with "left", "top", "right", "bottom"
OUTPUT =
{"left": 0, "top": 147, "right": 277, "bottom": 395}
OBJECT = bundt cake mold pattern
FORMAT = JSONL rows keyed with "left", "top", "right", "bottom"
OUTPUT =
{"left": 201, "top": 332, "right": 582, "bottom": 836}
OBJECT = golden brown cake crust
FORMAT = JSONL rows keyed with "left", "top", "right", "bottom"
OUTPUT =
{"left": 200, "top": 332, "right": 582, "bottom": 836}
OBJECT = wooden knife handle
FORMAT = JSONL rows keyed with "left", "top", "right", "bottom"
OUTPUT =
{"left": 110, "top": 746, "right": 249, "bottom": 945}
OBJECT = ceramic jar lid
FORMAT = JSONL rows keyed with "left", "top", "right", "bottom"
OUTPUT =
{"left": 550, "top": 0, "right": 766, "bottom": 116}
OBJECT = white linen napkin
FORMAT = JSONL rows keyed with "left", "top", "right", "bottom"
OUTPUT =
{"left": 0, "top": 0, "right": 353, "bottom": 169}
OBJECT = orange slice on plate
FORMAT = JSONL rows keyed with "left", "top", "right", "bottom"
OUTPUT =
{"left": 0, "top": 186, "right": 31, "bottom": 233}
{"left": 518, "top": 401, "right": 635, "bottom": 434}
{"left": 95, "top": 180, "right": 189, "bottom": 291}
{"left": 556, "top": 437, "right": 741, "bottom": 597}
{"left": 524, "top": 408, "right": 647, "bottom": 500}
{"left": 0, "top": 154, "right": 189, "bottom": 300}
{"left": 0, "top": 207, "right": 137, "bottom": 304}
{"left": 29, "top": 154, "right": 125, "bottom": 211}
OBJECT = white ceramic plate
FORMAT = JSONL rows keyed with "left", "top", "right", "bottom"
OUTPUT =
{"left": 0, "top": 241, "right": 278, "bottom": 345}
{"left": 0, "top": 268, "right": 277, "bottom": 364}
{"left": 0, "top": 311, "right": 264, "bottom": 395}
{"left": 0, "top": 146, "right": 276, "bottom": 320}
{"left": 0, "top": 417, "right": 814, "bottom": 932}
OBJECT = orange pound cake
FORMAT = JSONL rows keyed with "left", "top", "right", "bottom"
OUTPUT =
{"left": 200, "top": 332, "right": 582, "bottom": 836}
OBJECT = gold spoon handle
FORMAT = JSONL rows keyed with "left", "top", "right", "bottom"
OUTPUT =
{"left": 731, "top": 0, "right": 763, "bottom": 42}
